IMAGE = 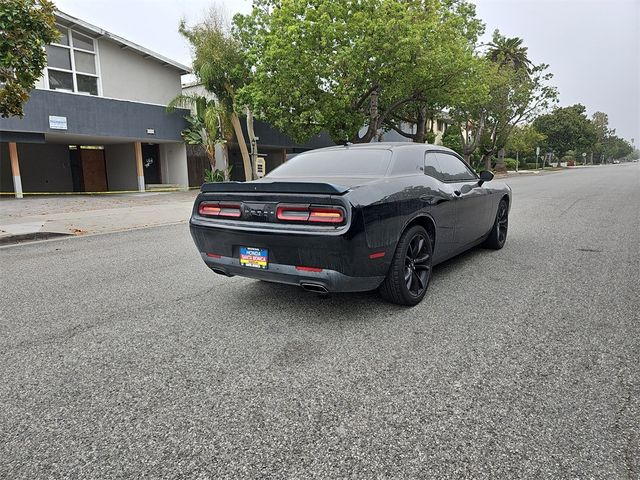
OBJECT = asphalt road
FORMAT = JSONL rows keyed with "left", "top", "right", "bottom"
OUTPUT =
{"left": 1, "top": 165, "right": 639, "bottom": 479}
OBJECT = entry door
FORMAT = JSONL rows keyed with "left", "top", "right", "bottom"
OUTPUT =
{"left": 80, "top": 149, "right": 107, "bottom": 192}
{"left": 141, "top": 144, "right": 161, "bottom": 184}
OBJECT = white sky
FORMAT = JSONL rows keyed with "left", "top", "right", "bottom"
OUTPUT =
{"left": 55, "top": 0, "right": 639, "bottom": 145}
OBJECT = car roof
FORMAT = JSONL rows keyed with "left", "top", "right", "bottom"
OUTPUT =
{"left": 309, "top": 142, "right": 457, "bottom": 155}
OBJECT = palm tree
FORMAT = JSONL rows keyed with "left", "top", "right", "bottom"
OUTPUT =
{"left": 167, "top": 93, "right": 231, "bottom": 180}
{"left": 486, "top": 30, "right": 532, "bottom": 74}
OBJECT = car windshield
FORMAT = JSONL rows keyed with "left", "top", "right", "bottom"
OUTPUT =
{"left": 267, "top": 149, "right": 392, "bottom": 177}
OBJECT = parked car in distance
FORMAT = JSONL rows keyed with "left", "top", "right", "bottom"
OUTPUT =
{"left": 190, "top": 143, "right": 512, "bottom": 305}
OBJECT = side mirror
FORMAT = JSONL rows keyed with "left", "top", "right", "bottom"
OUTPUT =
{"left": 479, "top": 170, "right": 494, "bottom": 182}
{"left": 478, "top": 170, "right": 494, "bottom": 185}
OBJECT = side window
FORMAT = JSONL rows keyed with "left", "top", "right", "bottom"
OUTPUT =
{"left": 435, "top": 153, "right": 477, "bottom": 182}
{"left": 424, "top": 152, "right": 442, "bottom": 180}
{"left": 391, "top": 147, "right": 424, "bottom": 176}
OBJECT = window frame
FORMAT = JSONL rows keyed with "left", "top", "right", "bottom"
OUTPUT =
{"left": 424, "top": 150, "right": 479, "bottom": 183}
{"left": 44, "top": 24, "right": 102, "bottom": 96}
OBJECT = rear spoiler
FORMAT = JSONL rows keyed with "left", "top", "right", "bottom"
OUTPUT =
{"left": 200, "top": 181, "right": 350, "bottom": 195}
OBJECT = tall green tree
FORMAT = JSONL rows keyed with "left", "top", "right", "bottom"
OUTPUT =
{"left": 533, "top": 104, "right": 597, "bottom": 159}
{"left": 235, "top": 0, "right": 484, "bottom": 144}
{"left": 486, "top": 29, "right": 533, "bottom": 73}
{"left": 506, "top": 123, "right": 545, "bottom": 165}
{"left": 180, "top": 8, "right": 253, "bottom": 181}
{"left": 475, "top": 31, "right": 557, "bottom": 170}
{"left": 0, "top": 0, "right": 58, "bottom": 118}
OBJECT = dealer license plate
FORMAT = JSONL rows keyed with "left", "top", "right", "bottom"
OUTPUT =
{"left": 239, "top": 247, "right": 268, "bottom": 269}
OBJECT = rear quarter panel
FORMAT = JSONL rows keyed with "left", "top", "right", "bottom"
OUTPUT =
{"left": 348, "top": 175, "right": 457, "bottom": 263}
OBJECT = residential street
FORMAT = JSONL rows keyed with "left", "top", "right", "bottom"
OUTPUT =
{"left": 1, "top": 164, "right": 638, "bottom": 478}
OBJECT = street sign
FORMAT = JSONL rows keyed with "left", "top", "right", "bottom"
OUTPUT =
{"left": 536, "top": 146, "right": 540, "bottom": 156}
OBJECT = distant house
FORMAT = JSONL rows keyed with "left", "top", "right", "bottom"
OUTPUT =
{"left": 380, "top": 116, "right": 452, "bottom": 145}
{"left": 0, "top": 11, "right": 191, "bottom": 198}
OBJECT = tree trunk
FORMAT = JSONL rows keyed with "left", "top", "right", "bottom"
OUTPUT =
{"left": 221, "top": 143, "right": 230, "bottom": 180}
{"left": 246, "top": 107, "right": 258, "bottom": 178}
{"left": 414, "top": 106, "right": 427, "bottom": 143}
{"left": 494, "top": 148, "right": 507, "bottom": 173}
{"left": 482, "top": 154, "right": 491, "bottom": 171}
{"left": 230, "top": 111, "right": 252, "bottom": 181}
{"left": 355, "top": 89, "right": 379, "bottom": 143}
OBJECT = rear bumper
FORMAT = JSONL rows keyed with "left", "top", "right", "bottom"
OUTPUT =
{"left": 201, "top": 253, "right": 384, "bottom": 293}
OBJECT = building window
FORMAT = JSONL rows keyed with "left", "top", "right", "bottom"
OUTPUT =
{"left": 45, "top": 25, "right": 100, "bottom": 96}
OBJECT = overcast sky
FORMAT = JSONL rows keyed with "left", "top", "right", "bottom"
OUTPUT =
{"left": 56, "top": 0, "right": 639, "bottom": 145}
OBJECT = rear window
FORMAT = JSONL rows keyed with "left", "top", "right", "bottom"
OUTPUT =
{"left": 268, "top": 149, "right": 392, "bottom": 177}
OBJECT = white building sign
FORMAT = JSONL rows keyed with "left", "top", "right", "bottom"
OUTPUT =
{"left": 49, "top": 116, "right": 68, "bottom": 130}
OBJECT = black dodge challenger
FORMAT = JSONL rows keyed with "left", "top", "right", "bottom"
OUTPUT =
{"left": 190, "top": 143, "right": 511, "bottom": 305}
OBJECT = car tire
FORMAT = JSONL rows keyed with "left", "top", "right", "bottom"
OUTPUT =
{"left": 483, "top": 198, "right": 509, "bottom": 250}
{"left": 379, "top": 225, "right": 433, "bottom": 306}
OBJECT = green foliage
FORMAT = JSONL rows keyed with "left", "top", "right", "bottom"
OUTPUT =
{"left": 588, "top": 112, "right": 634, "bottom": 161}
{"left": 167, "top": 94, "right": 227, "bottom": 169}
{"left": 180, "top": 10, "right": 248, "bottom": 110}
{"left": 425, "top": 131, "right": 436, "bottom": 145}
{"left": 601, "top": 135, "right": 634, "bottom": 160}
{"left": 0, "top": 0, "right": 58, "bottom": 117}
{"left": 234, "top": 0, "right": 485, "bottom": 144}
{"left": 486, "top": 30, "right": 533, "bottom": 73}
{"left": 442, "top": 126, "right": 463, "bottom": 154}
{"left": 506, "top": 124, "right": 545, "bottom": 156}
{"left": 449, "top": 31, "right": 556, "bottom": 163}
{"left": 533, "top": 104, "right": 597, "bottom": 158}
{"left": 204, "top": 166, "right": 231, "bottom": 183}
{"left": 503, "top": 158, "right": 517, "bottom": 170}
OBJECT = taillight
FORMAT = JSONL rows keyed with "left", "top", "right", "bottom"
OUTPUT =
{"left": 276, "top": 205, "right": 310, "bottom": 222}
{"left": 198, "top": 201, "right": 241, "bottom": 218}
{"left": 309, "top": 207, "right": 344, "bottom": 223}
{"left": 276, "top": 204, "right": 345, "bottom": 224}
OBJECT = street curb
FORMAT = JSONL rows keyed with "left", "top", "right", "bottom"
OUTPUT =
{"left": 0, "top": 220, "right": 188, "bottom": 250}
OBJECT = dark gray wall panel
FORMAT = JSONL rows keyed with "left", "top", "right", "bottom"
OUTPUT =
{"left": 0, "top": 90, "right": 188, "bottom": 142}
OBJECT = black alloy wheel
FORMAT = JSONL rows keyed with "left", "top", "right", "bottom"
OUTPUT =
{"left": 484, "top": 198, "right": 509, "bottom": 249}
{"left": 404, "top": 232, "right": 431, "bottom": 297}
{"left": 380, "top": 225, "right": 433, "bottom": 306}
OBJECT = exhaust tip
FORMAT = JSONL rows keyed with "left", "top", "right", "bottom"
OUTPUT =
{"left": 300, "top": 283, "right": 329, "bottom": 294}
{"left": 210, "top": 266, "right": 233, "bottom": 277}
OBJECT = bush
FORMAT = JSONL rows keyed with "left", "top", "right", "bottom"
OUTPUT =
{"left": 504, "top": 158, "right": 517, "bottom": 170}
{"left": 526, "top": 163, "right": 538, "bottom": 169}
{"left": 204, "top": 166, "right": 232, "bottom": 183}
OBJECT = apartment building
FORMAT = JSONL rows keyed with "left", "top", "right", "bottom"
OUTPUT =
{"left": 0, "top": 11, "right": 191, "bottom": 197}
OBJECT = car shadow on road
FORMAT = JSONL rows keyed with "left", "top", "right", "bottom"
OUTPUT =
{"left": 218, "top": 245, "right": 491, "bottom": 323}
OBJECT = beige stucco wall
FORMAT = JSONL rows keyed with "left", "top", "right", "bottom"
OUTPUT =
{"left": 98, "top": 39, "right": 182, "bottom": 105}
{"left": 159, "top": 143, "right": 188, "bottom": 188}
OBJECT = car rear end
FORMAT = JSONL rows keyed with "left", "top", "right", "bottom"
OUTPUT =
{"left": 189, "top": 181, "right": 386, "bottom": 292}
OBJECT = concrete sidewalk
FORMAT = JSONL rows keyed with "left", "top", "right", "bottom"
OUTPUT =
{"left": 0, "top": 190, "right": 198, "bottom": 243}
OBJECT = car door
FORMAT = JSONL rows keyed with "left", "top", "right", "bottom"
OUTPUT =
{"left": 423, "top": 152, "right": 457, "bottom": 261}
{"left": 434, "top": 152, "right": 490, "bottom": 247}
